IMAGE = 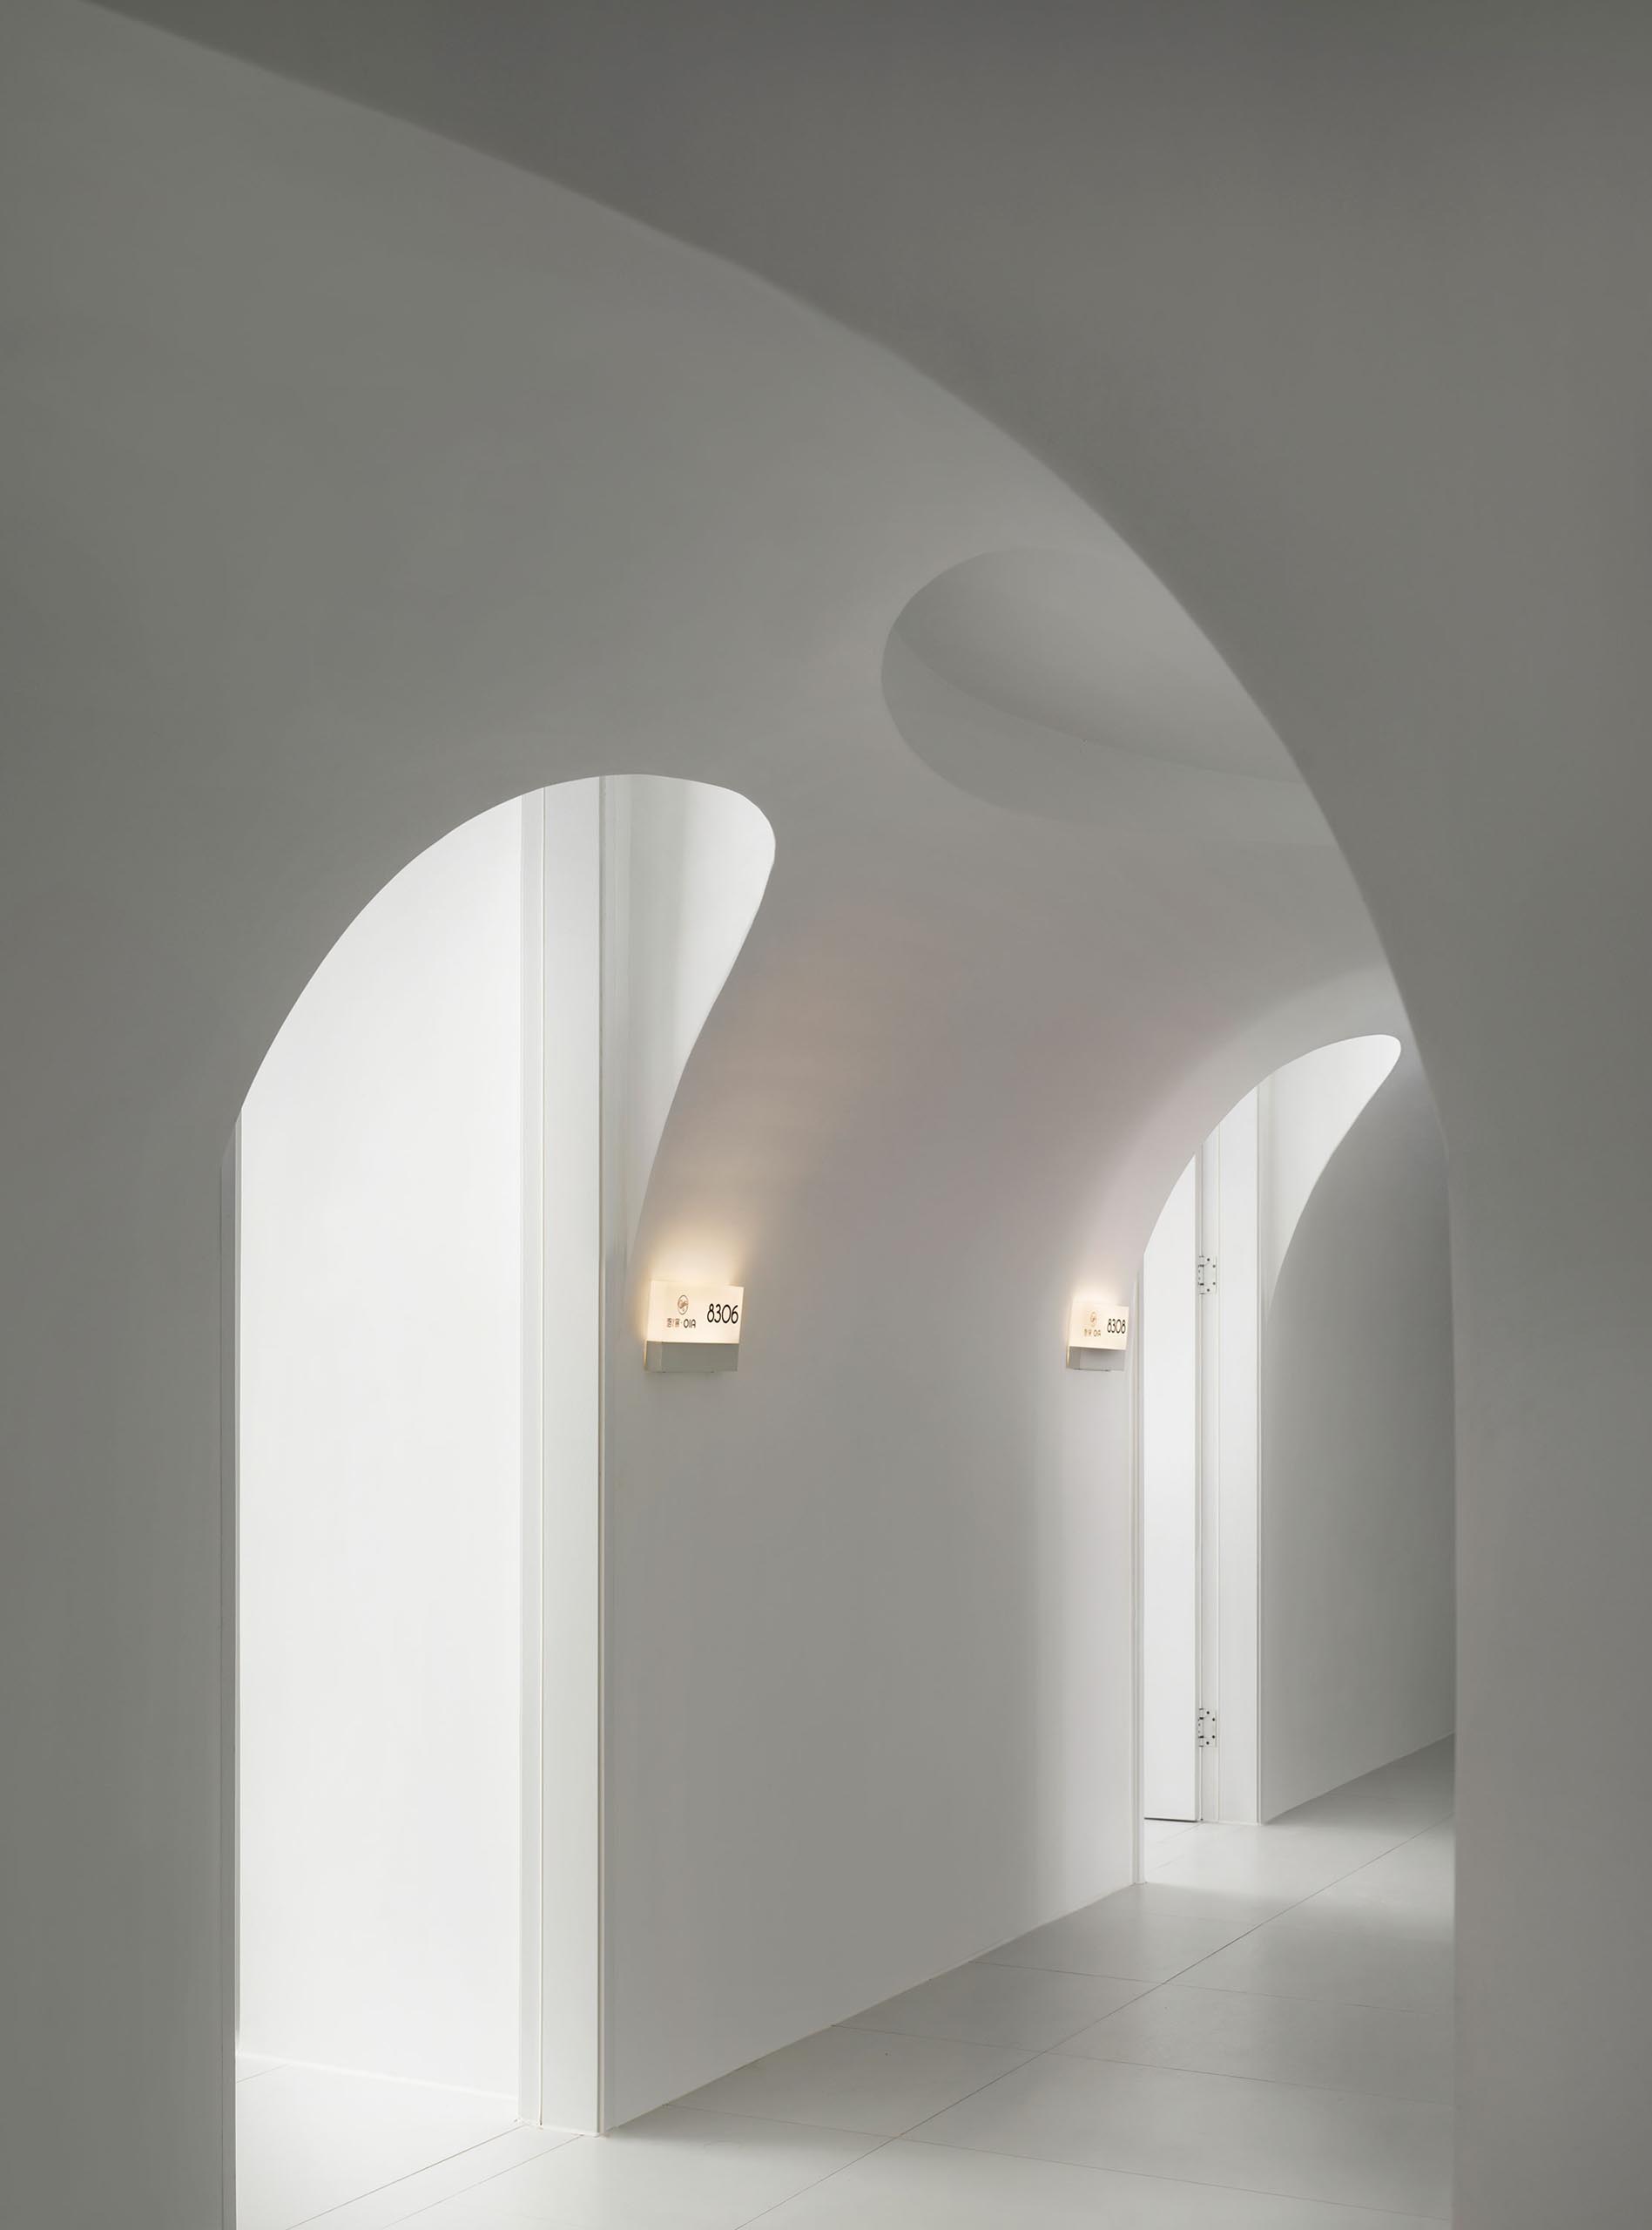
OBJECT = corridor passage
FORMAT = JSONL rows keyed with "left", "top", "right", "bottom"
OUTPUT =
{"left": 253, "top": 1741, "right": 1452, "bottom": 2227}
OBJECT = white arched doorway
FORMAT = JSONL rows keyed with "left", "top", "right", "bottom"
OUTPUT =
{"left": 1135, "top": 1031, "right": 1454, "bottom": 1856}
{"left": 229, "top": 779, "right": 772, "bottom": 2227}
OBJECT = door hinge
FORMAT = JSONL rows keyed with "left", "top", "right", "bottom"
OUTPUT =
{"left": 1197, "top": 1254, "right": 1217, "bottom": 1295}
{"left": 1197, "top": 1706, "right": 1217, "bottom": 1749}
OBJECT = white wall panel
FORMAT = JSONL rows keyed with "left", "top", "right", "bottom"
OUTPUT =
{"left": 2, "top": 12, "right": 1493, "bottom": 2217}
{"left": 1213, "top": 1091, "right": 1260, "bottom": 1826}
{"left": 1141, "top": 1160, "right": 1198, "bottom": 1823}
{"left": 1261, "top": 1051, "right": 1454, "bottom": 1817}
{"left": 239, "top": 802, "right": 524, "bottom": 2097}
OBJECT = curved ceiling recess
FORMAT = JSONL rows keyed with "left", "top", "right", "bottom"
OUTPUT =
{"left": 883, "top": 549, "right": 1331, "bottom": 844}
{"left": 618, "top": 775, "right": 775, "bottom": 1252}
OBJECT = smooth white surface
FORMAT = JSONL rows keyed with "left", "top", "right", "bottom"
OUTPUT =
{"left": 0, "top": 9, "right": 1403, "bottom": 2203}
{"left": 1259, "top": 1038, "right": 1400, "bottom": 1313}
{"left": 239, "top": 801, "right": 524, "bottom": 2095}
{"left": 883, "top": 551, "right": 1328, "bottom": 843}
{"left": 1212, "top": 1091, "right": 1260, "bottom": 1824}
{"left": 1142, "top": 1159, "right": 1198, "bottom": 1823}
{"left": 235, "top": 2064, "right": 519, "bottom": 2230}
{"left": 1149, "top": 1039, "right": 1430, "bottom": 1837}
{"left": 986, "top": 1882, "right": 1289, "bottom": 1985}
{"left": 17, "top": 7, "right": 1652, "bottom": 2226}
{"left": 293, "top": 2126, "right": 577, "bottom": 2230}
{"left": 762, "top": 2144, "right": 1440, "bottom": 2229}
{"left": 529, "top": 780, "right": 604, "bottom": 2132}
{"left": 1260, "top": 1051, "right": 1455, "bottom": 1816}
{"left": 843, "top": 1960, "right": 1149, "bottom": 2051}
{"left": 280, "top": 1747, "right": 1446, "bottom": 2227}
{"left": 399, "top": 2106, "right": 880, "bottom": 2229}
{"left": 677, "top": 2027, "right": 1033, "bottom": 2138}
{"left": 646, "top": 1744, "right": 1446, "bottom": 2229}
{"left": 1140, "top": 1087, "right": 1263, "bottom": 1835}
{"left": 1063, "top": 1983, "right": 1454, "bottom": 2105}
{"left": 616, "top": 777, "right": 776, "bottom": 1251}
{"left": 911, "top": 2051, "right": 1450, "bottom": 2220}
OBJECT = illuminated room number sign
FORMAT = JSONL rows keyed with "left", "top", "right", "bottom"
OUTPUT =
{"left": 1067, "top": 1298, "right": 1130, "bottom": 1350}
{"left": 645, "top": 1281, "right": 745, "bottom": 1346}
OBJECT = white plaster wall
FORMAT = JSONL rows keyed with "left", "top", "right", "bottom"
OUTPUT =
{"left": 1260, "top": 1051, "right": 1455, "bottom": 1818}
{"left": 604, "top": 1186, "right": 1136, "bottom": 2125}
{"left": 238, "top": 801, "right": 524, "bottom": 2096}
{"left": 615, "top": 776, "right": 777, "bottom": 1250}
{"left": 1212, "top": 1089, "right": 1260, "bottom": 1828}
{"left": 57, "top": 3, "right": 1652, "bottom": 2211}
{"left": 0, "top": 17, "right": 1405, "bottom": 2211}
{"left": 1260, "top": 1037, "right": 1399, "bottom": 1312}
{"left": 10, "top": 8, "right": 1594, "bottom": 2222}
{"left": 527, "top": 774, "right": 775, "bottom": 2130}
{"left": 1141, "top": 1159, "right": 1198, "bottom": 1823}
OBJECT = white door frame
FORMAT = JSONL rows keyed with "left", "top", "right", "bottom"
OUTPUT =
{"left": 1139, "top": 1157, "right": 1203, "bottom": 1828}
{"left": 221, "top": 788, "right": 610, "bottom": 2230}
{"left": 219, "top": 1130, "right": 239, "bottom": 2227}
{"left": 1196, "top": 1131, "right": 1222, "bottom": 1824}
{"left": 520, "top": 784, "right": 607, "bottom": 2136}
{"left": 1133, "top": 1099, "right": 1262, "bottom": 1875}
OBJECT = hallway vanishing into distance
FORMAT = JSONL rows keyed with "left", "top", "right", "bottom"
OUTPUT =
{"left": 17, "top": 10, "right": 1652, "bottom": 2227}
{"left": 239, "top": 1744, "right": 1453, "bottom": 2227}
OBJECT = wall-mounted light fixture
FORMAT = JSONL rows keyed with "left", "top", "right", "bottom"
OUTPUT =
{"left": 644, "top": 1281, "right": 744, "bottom": 1373}
{"left": 1066, "top": 1296, "right": 1129, "bottom": 1371}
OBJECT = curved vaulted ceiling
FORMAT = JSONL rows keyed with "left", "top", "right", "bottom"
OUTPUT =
{"left": 10, "top": 8, "right": 1652, "bottom": 2227}
{"left": 1, "top": 15, "right": 1410, "bottom": 2214}
{"left": 90, "top": 0, "right": 1652, "bottom": 1140}
{"left": 884, "top": 550, "right": 1326, "bottom": 842}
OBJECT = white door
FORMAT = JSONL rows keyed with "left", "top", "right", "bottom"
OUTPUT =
{"left": 1142, "top": 1157, "right": 1199, "bottom": 1821}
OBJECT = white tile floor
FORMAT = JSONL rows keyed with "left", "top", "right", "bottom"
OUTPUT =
{"left": 234, "top": 2064, "right": 523, "bottom": 2230}
{"left": 239, "top": 1740, "right": 1453, "bottom": 2227}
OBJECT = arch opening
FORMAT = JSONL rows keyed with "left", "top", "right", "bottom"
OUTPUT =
{"left": 1134, "top": 1033, "right": 1453, "bottom": 1875}
{"left": 230, "top": 776, "right": 772, "bottom": 2219}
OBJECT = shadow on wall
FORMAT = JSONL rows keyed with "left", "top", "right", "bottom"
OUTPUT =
{"left": 1261, "top": 1048, "right": 1455, "bottom": 1819}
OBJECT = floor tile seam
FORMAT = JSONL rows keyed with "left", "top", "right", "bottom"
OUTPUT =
{"left": 1299, "top": 1813, "right": 1455, "bottom": 1876}
{"left": 696, "top": 2044, "right": 1063, "bottom": 2161}
{"left": 1277, "top": 1809, "right": 1453, "bottom": 1852}
{"left": 1157, "top": 1971, "right": 1452, "bottom": 2015}
{"left": 873, "top": 2046, "right": 1053, "bottom": 2142}
{"left": 1146, "top": 1836, "right": 1419, "bottom": 1893}
{"left": 603, "top": 2102, "right": 904, "bottom": 2145}
{"left": 1155, "top": 1811, "right": 1453, "bottom": 1913}
{"left": 368, "top": 2108, "right": 911, "bottom": 2229}
{"left": 320, "top": 2128, "right": 586, "bottom": 2230}
{"left": 582, "top": 2078, "right": 1033, "bottom": 2148}
{"left": 983, "top": 1950, "right": 1184, "bottom": 1985}
{"left": 1036, "top": 2035, "right": 1455, "bottom": 2110}
{"left": 1150, "top": 1813, "right": 1456, "bottom": 1987}
{"left": 836, "top": 1993, "right": 1150, "bottom": 2054}
{"left": 728, "top": 2134, "right": 901, "bottom": 2229}
{"left": 898, "top": 2125, "right": 1452, "bottom": 2222}
{"left": 651, "top": 2102, "right": 899, "bottom": 2142}
{"left": 1119, "top": 1976, "right": 1455, "bottom": 2019}
{"left": 289, "top": 1806, "right": 1456, "bottom": 2229}
{"left": 1147, "top": 1801, "right": 1451, "bottom": 1913}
